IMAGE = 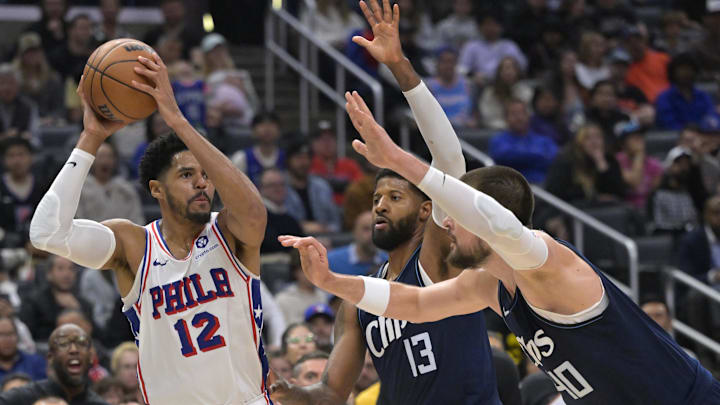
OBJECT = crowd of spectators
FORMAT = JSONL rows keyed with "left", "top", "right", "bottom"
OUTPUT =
{"left": 0, "top": 0, "right": 720, "bottom": 404}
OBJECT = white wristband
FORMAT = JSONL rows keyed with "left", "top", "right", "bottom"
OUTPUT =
{"left": 357, "top": 276, "right": 391, "bottom": 316}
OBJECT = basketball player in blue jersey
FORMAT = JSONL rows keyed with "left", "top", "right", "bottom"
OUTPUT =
{"left": 29, "top": 53, "right": 274, "bottom": 405}
{"left": 269, "top": 1, "right": 500, "bottom": 404}
{"left": 281, "top": 88, "right": 720, "bottom": 404}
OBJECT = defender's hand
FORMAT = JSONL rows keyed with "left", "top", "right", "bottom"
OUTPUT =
{"left": 132, "top": 53, "right": 182, "bottom": 123}
{"left": 278, "top": 235, "right": 334, "bottom": 289}
{"left": 76, "top": 75, "right": 126, "bottom": 140}
{"left": 344, "top": 91, "right": 402, "bottom": 170}
{"left": 352, "top": 0, "right": 404, "bottom": 66}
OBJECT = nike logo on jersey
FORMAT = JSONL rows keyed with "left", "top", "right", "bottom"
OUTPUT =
{"left": 503, "top": 309, "right": 511, "bottom": 317}
{"left": 153, "top": 259, "right": 168, "bottom": 266}
{"left": 66, "top": 161, "right": 77, "bottom": 167}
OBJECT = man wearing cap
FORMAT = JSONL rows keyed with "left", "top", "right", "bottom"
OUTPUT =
{"left": 309, "top": 121, "right": 363, "bottom": 205}
{"left": 655, "top": 53, "right": 719, "bottom": 130}
{"left": 625, "top": 24, "right": 670, "bottom": 102}
{"left": 303, "top": 304, "right": 334, "bottom": 352}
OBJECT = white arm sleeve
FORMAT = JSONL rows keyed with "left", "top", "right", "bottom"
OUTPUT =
{"left": 417, "top": 167, "right": 548, "bottom": 270}
{"left": 403, "top": 81, "right": 466, "bottom": 226}
{"left": 29, "top": 148, "right": 116, "bottom": 270}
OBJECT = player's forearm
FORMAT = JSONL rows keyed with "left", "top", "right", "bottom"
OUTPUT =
{"left": 277, "top": 383, "right": 346, "bottom": 405}
{"left": 167, "top": 116, "right": 266, "bottom": 231}
{"left": 75, "top": 131, "right": 105, "bottom": 156}
{"left": 386, "top": 58, "right": 421, "bottom": 92}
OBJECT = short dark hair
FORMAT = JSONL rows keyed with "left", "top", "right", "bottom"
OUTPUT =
{"left": 293, "top": 351, "right": 329, "bottom": 377}
{"left": 138, "top": 133, "right": 188, "bottom": 193}
{"left": 1, "top": 137, "right": 32, "bottom": 156}
{"left": 68, "top": 13, "right": 90, "bottom": 29}
{"left": 589, "top": 79, "right": 614, "bottom": 99}
{"left": 459, "top": 166, "right": 534, "bottom": 227}
{"left": 639, "top": 295, "right": 668, "bottom": 309}
{"left": 667, "top": 53, "right": 699, "bottom": 84}
{"left": 251, "top": 111, "right": 281, "bottom": 128}
{"left": 374, "top": 169, "right": 429, "bottom": 201}
{"left": 281, "top": 322, "right": 312, "bottom": 355}
{"left": 1, "top": 372, "right": 31, "bottom": 391}
{"left": 93, "top": 377, "right": 123, "bottom": 396}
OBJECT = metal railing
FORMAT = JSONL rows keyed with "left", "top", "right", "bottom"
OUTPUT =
{"left": 664, "top": 268, "right": 720, "bottom": 356}
{"left": 265, "top": 6, "right": 383, "bottom": 158}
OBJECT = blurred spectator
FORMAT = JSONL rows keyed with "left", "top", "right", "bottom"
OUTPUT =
{"left": 653, "top": 11, "right": 702, "bottom": 56}
{"left": 615, "top": 122, "right": 663, "bottom": 212}
{"left": 19, "top": 255, "right": 93, "bottom": 342}
{"left": 435, "top": 0, "right": 479, "bottom": 50}
{"left": 280, "top": 323, "right": 317, "bottom": 365}
{"left": 575, "top": 31, "right": 610, "bottom": 90}
{"left": 589, "top": 0, "right": 637, "bottom": 40}
{"left": 231, "top": 112, "right": 285, "bottom": 185}
{"left": 109, "top": 343, "right": 138, "bottom": 402}
{"left": 156, "top": 35, "right": 184, "bottom": 67}
{"left": 492, "top": 347, "right": 522, "bottom": 405}
{"left": 479, "top": 56, "right": 533, "bottom": 130}
{"left": 693, "top": 119, "right": 720, "bottom": 196}
{"left": 76, "top": 142, "right": 144, "bottom": 225}
{"left": 48, "top": 14, "right": 94, "bottom": 83}
{"left": 202, "top": 33, "right": 259, "bottom": 125}
{"left": 489, "top": 99, "right": 558, "bottom": 184}
{"left": 640, "top": 297, "right": 697, "bottom": 358}
{"left": 300, "top": 0, "right": 365, "bottom": 49}
{"left": 303, "top": 304, "right": 333, "bottom": 352}
{"left": 397, "top": 0, "right": 439, "bottom": 53}
{"left": 545, "top": 123, "right": 627, "bottom": 204}
{"left": 342, "top": 158, "right": 377, "bottom": 231}
{"left": 94, "top": 0, "right": 130, "bottom": 43}
{"left": 0, "top": 324, "right": 107, "bottom": 404}
{"left": 310, "top": 121, "right": 362, "bottom": 205}
{"left": 544, "top": 50, "right": 584, "bottom": 131}
{"left": 92, "top": 377, "right": 123, "bottom": 405}
{"left": 0, "top": 295, "right": 35, "bottom": 355}
{"left": 258, "top": 168, "right": 304, "bottom": 254}
{"left": 625, "top": 24, "right": 670, "bottom": 103}
{"left": 285, "top": 141, "right": 340, "bottom": 234}
{"left": 11, "top": 33, "right": 65, "bottom": 124}
{"left": 0, "top": 64, "right": 39, "bottom": 141}
{"left": 79, "top": 269, "right": 117, "bottom": 342}
{"left": 655, "top": 53, "right": 718, "bottom": 130}
{"left": 689, "top": 3, "right": 720, "bottom": 80}
{"left": 276, "top": 253, "right": 329, "bottom": 325}
{"left": 259, "top": 281, "right": 287, "bottom": 350}
{"left": 525, "top": 17, "right": 568, "bottom": 77}
{"left": 519, "top": 371, "right": 562, "bottom": 405}
{"left": 510, "top": 0, "right": 554, "bottom": 58}
{"left": 529, "top": 86, "right": 570, "bottom": 145}
{"left": 169, "top": 61, "right": 205, "bottom": 130}
{"left": 291, "top": 351, "right": 328, "bottom": 387}
{"left": 24, "top": 0, "right": 68, "bottom": 56}
{"left": 354, "top": 352, "right": 378, "bottom": 398}
{"left": 650, "top": 146, "right": 705, "bottom": 234}
{"left": 1, "top": 372, "right": 31, "bottom": 392}
{"left": 558, "top": 0, "right": 594, "bottom": 45}
{"left": 55, "top": 309, "right": 109, "bottom": 384}
{"left": 143, "top": 0, "right": 201, "bottom": 59}
{"left": 675, "top": 195, "right": 720, "bottom": 284}
{"left": 130, "top": 113, "right": 171, "bottom": 180}
{"left": 0, "top": 316, "right": 45, "bottom": 382}
{"left": 584, "top": 80, "right": 630, "bottom": 149}
{"left": 608, "top": 49, "right": 655, "bottom": 127}
{"left": 268, "top": 349, "right": 292, "bottom": 381}
{"left": 0, "top": 138, "right": 47, "bottom": 248}
{"left": 427, "top": 47, "right": 474, "bottom": 127}
{"left": 327, "top": 211, "right": 386, "bottom": 276}
{"left": 459, "top": 12, "right": 527, "bottom": 85}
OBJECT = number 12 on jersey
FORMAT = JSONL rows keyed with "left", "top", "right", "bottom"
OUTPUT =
{"left": 403, "top": 332, "right": 437, "bottom": 377}
{"left": 173, "top": 311, "right": 226, "bottom": 357}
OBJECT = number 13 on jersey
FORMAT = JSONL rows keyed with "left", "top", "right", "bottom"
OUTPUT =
{"left": 403, "top": 332, "right": 437, "bottom": 377}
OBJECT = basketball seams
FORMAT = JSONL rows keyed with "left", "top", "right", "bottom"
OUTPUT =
{"left": 85, "top": 63, "right": 153, "bottom": 120}
{"left": 87, "top": 39, "right": 134, "bottom": 119}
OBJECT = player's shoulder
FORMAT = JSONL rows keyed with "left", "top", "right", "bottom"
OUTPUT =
{"left": 101, "top": 218, "right": 147, "bottom": 243}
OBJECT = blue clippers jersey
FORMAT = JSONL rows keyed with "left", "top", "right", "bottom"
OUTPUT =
{"left": 358, "top": 245, "right": 501, "bottom": 405}
{"left": 498, "top": 239, "right": 719, "bottom": 405}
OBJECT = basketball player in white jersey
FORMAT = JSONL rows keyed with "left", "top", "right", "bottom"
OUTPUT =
{"left": 29, "top": 53, "right": 272, "bottom": 405}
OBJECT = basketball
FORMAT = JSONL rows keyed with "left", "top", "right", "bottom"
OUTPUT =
{"left": 82, "top": 38, "right": 158, "bottom": 124}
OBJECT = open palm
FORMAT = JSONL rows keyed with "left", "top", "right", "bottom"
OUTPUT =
{"left": 345, "top": 91, "right": 399, "bottom": 170}
{"left": 353, "top": 0, "right": 404, "bottom": 65}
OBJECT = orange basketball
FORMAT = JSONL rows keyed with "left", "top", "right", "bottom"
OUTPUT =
{"left": 82, "top": 38, "right": 158, "bottom": 124}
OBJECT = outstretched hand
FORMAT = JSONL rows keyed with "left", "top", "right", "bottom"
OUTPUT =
{"left": 278, "top": 235, "right": 334, "bottom": 289}
{"left": 345, "top": 91, "right": 401, "bottom": 170}
{"left": 131, "top": 52, "right": 182, "bottom": 123}
{"left": 76, "top": 75, "right": 127, "bottom": 140}
{"left": 353, "top": 0, "right": 404, "bottom": 65}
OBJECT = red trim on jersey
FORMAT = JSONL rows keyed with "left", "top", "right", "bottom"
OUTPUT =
{"left": 136, "top": 237, "right": 153, "bottom": 315}
{"left": 150, "top": 221, "right": 203, "bottom": 261}
{"left": 210, "top": 223, "right": 250, "bottom": 282}
{"left": 137, "top": 361, "right": 150, "bottom": 404}
{"left": 244, "top": 278, "right": 258, "bottom": 348}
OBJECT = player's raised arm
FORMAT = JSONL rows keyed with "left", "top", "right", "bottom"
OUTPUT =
{"left": 345, "top": 91, "right": 553, "bottom": 271}
{"left": 132, "top": 53, "right": 267, "bottom": 270}
{"left": 278, "top": 235, "right": 494, "bottom": 322}
{"left": 29, "top": 76, "right": 137, "bottom": 274}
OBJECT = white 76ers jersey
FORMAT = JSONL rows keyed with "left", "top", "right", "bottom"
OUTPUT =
{"left": 121, "top": 213, "right": 272, "bottom": 405}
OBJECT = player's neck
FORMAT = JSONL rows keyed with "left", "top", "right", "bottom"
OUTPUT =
{"left": 158, "top": 216, "right": 206, "bottom": 257}
{"left": 385, "top": 235, "right": 423, "bottom": 280}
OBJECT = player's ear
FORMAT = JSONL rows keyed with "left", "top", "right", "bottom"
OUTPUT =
{"left": 149, "top": 180, "right": 163, "bottom": 200}
{"left": 418, "top": 200, "right": 432, "bottom": 223}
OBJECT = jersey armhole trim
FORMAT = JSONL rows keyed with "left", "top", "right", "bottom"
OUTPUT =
{"left": 211, "top": 219, "right": 257, "bottom": 281}
{"left": 527, "top": 282, "right": 609, "bottom": 328}
{"left": 121, "top": 228, "right": 151, "bottom": 312}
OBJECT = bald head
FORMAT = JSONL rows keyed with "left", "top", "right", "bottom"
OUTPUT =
{"left": 49, "top": 323, "right": 87, "bottom": 348}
